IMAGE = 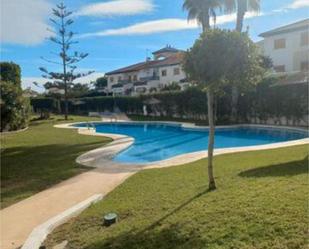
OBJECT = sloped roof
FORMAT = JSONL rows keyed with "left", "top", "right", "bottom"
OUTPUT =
{"left": 152, "top": 53, "right": 184, "bottom": 67}
{"left": 105, "top": 52, "right": 184, "bottom": 75}
{"left": 259, "top": 18, "right": 309, "bottom": 37}
{"left": 152, "top": 46, "right": 180, "bottom": 54}
{"left": 105, "top": 62, "right": 149, "bottom": 75}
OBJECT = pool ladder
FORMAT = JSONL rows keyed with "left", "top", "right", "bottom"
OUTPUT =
{"left": 86, "top": 122, "right": 96, "bottom": 131}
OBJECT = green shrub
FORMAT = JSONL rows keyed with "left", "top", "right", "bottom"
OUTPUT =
{"left": 32, "top": 83, "right": 308, "bottom": 126}
{"left": 0, "top": 81, "right": 30, "bottom": 131}
{"left": 30, "top": 98, "right": 60, "bottom": 118}
{"left": 0, "top": 62, "right": 21, "bottom": 86}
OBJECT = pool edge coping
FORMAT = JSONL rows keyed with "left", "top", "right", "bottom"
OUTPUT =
{"left": 54, "top": 121, "right": 309, "bottom": 169}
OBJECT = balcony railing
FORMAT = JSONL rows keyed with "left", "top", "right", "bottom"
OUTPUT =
{"left": 139, "top": 76, "right": 159, "bottom": 81}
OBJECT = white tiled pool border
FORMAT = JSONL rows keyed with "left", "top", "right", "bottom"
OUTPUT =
{"left": 54, "top": 121, "right": 309, "bottom": 169}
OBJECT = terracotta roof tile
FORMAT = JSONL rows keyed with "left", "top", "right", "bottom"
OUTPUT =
{"left": 105, "top": 52, "right": 184, "bottom": 75}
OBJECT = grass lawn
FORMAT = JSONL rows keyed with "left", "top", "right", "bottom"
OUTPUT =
{"left": 1, "top": 115, "right": 112, "bottom": 209}
{"left": 45, "top": 144, "right": 308, "bottom": 249}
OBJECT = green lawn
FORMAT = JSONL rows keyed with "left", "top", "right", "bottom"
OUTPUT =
{"left": 45, "top": 145, "right": 308, "bottom": 249}
{"left": 1, "top": 115, "right": 112, "bottom": 208}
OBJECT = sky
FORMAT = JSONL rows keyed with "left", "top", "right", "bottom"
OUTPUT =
{"left": 1, "top": 0, "right": 309, "bottom": 92}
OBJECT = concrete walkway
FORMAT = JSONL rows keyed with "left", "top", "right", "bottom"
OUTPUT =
{"left": 0, "top": 167, "right": 136, "bottom": 249}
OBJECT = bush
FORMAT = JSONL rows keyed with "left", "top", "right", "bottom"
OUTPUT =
{"left": 0, "top": 62, "right": 21, "bottom": 86}
{"left": 32, "top": 83, "right": 308, "bottom": 126}
{"left": 31, "top": 98, "right": 61, "bottom": 118}
{"left": 0, "top": 81, "right": 30, "bottom": 131}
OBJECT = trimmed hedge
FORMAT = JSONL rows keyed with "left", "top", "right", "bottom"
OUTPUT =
{"left": 30, "top": 82, "right": 308, "bottom": 126}
{"left": 30, "top": 98, "right": 61, "bottom": 119}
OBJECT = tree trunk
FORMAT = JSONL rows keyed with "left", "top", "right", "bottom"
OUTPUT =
{"left": 231, "top": 85, "right": 239, "bottom": 123}
{"left": 64, "top": 89, "right": 68, "bottom": 120}
{"left": 61, "top": 11, "right": 68, "bottom": 121}
{"left": 202, "top": 9, "right": 210, "bottom": 32}
{"left": 236, "top": 2, "right": 245, "bottom": 32}
{"left": 207, "top": 89, "right": 216, "bottom": 190}
{"left": 232, "top": 2, "right": 245, "bottom": 123}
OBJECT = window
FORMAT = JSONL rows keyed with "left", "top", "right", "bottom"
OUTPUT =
{"left": 110, "top": 77, "right": 114, "bottom": 83}
{"left": 118, "top": 76, "right": 122, "bottom": 82}
{"left": 128, "top": 75, "right": 132, "bottom": 82}
{"left": 161, "top": 69, "right": 167, "bottom": 77}
{"left": 274, "top": 65, "right": 286, "bottom": 73}
{"left": 300, "top": 32, "right": 309, "bottom": 46}
{"left": 274, "top": 38, "right": 286, "bottom": 49}
{"left": 301, "top": 61, "right": 309, "bottom": 72}
{"left": 133, "top": 75, "right": 137, "bottom": 81}
{"left": 173, "top": 68, "right": 180, "bottom": 75}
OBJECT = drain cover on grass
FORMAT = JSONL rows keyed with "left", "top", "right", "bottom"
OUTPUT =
{"left": 103, "top": 213, "right": 118, "bottom": 226}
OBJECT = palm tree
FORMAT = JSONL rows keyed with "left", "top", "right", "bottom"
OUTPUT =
{"left": 223, "top": 0, "right": 260, "bottom": 32}
{"left": 183, "top": 0, "right": 222, "bottom": 32}
{"left": 222, "top": 0, "right": 260, "bottom": 122}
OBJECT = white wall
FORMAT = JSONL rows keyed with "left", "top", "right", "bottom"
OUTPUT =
{"left": 259, "top": 29, "right": 309, "bottom": 73}
{"left": 158, "top": 65, "right": 186, "bottom": 85}
{"left": 107, "top": 63, "right": 186, "bottom": 95}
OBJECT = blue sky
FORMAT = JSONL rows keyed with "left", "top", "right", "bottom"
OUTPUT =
{"left": 1, "top": 0, "right": 308, "bottom": 91}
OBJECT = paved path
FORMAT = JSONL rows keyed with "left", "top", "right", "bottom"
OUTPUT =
{"left": 0, "top": 167, "right": 135, "bottom": 249}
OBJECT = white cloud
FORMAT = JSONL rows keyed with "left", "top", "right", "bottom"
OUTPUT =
{"left": 22, "top": 72, "right": 105, "bottom": 92}
{"left": 75, "top": 72, "right": 105, "bottom": 84}
{"left": 0, "top": 0, "right": 51, "bottom": 45}
{"left": 77, "top": 0, "right": 155, "bottom": 17}
{"left": 288, "top": 0, "right": 309, "bottom": 9}
{"left": 275, "top": 0, "right": 309, "bottom": 12}
{"left": 80, "top": 12, "right": 261, "bottom": 37}
{"left": 22, "top": 77, "right": 48, "bottom": 92}
{"left": 81, "top": 19, "right": 197, "bottom": 37}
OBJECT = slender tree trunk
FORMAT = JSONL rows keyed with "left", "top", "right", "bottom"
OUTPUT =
{"left": 236, "top": 7, "right": 245, "bottom": 32}
{"left": 231, "top": 3, "right": 246, "bottom": 123}
{"left": 202, "top": 9, "right": 210, "bottom": 32}
{"left": 231, "top": 85, "right": 239, "bottom": 123}
{"left": 207, "top": 89, "right": 216, "bottom": 190}
{"left": 60, "top": 10, "right": 68, "bottom": 120}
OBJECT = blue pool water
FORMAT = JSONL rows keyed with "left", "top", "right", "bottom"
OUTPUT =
{"left": 75, "top": 122, "right": 308, "bottom": 163}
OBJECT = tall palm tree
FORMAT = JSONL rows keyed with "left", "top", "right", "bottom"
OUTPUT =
{"left": 183, "top": 0, "right": 222, "bottom": 32}
{"left": 222, "top": 0, "right": 260, "bottom": 122}
{"left": 236, "top": 0, "right": 260, "bottom": 31}
{"left": 223, "top": 0, "right": 260, "bottom": 32}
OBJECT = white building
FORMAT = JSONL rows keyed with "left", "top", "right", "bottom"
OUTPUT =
{"left": 258, "top": 19, "right": 309, "bottom": 84}
{"left": 105, "top": 46, "right": 190, "bottom": 96}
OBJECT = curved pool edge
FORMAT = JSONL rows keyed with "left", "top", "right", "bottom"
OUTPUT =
{"left": 54, "top": 121, "right": 309, "bottom": 170}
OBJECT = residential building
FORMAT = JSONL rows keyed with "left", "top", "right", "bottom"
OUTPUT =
{"left": 258, "top": 19, "right": 309, "bottom": 84}
{"left": 105, "top": 46, "right": 190, "bottom": 96}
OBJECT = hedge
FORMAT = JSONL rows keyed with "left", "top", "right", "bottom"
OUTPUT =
{"left": 30, "top": 82, "right": 308, "bottom": 126}
{"left": 30, "top": 98, "right": 61, "bottom": 113}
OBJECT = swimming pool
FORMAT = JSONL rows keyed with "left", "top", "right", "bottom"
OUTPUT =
{"left": 74, "top": 122, "right": 308, "bottom": 164}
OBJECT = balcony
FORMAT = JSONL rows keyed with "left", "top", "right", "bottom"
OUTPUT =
{"left": 118, "top": 79, "right": 131, "bottom": 84}
{"left": 139, "top": 76, "right": 159, "bottom": 81}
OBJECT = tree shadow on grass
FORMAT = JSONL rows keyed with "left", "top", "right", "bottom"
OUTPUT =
{"left": 86, "top": 224, "right": 206, "bottom": 249}
{"left": 239, "top": 156, "right": 308, "bottom": 178}
{"left": 85, "top": 190, "right": 209, "bottom": 249}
